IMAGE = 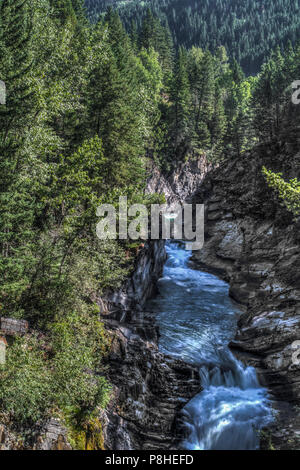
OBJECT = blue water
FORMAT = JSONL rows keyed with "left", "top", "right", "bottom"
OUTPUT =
{"left": 148, "top": 242, "right": 273, "bottom": 450}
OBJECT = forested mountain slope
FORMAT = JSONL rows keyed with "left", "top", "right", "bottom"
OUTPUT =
{"left": 85, "top": 0, "right": 300, "bottom": 74}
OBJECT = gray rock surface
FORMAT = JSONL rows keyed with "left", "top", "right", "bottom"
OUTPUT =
{"left": 0, "top": 317, "right": 28, "bottom": 336}
{"left": 147, "top": 156, "right": 212, "bottom": 207}
{"left": 0, "top": 417, "right": 71, "bottom": 450}
{"left": 191, "top": 129, "right": 300, "bottom": 449}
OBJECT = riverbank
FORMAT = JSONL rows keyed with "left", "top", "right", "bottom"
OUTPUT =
{"left": 100, "top": 241, "right": 201, "bottom": 450}
{"left": 191, "top": 130, "right": 300, "bottom": 449}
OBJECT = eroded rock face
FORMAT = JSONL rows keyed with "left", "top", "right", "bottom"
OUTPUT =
{"left": 0, "top": 417, "right": 71, "bottom": 450}
{"left": 34, "top": 418, "right": 72, "bottom": 451}
{"left": 191, "top": 129, "right": 300, "bottom": 448}
{"left": 103, "top": 241, "right": 167, "bottom": 315}
{"left": 103, "top": 326, "right": 200, "bottom": 450}
{"left": 147, "top": 156, "right": 212, "bottom": 207}
{"left": 101, "top": 241, "right": 201, "bottom": 450}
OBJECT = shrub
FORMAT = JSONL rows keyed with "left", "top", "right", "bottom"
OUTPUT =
{"left": 262, "top": 167, "right": 300, "bottom": 216}
{"left": 0, "top": 337, "right": 53, "bottom": 426}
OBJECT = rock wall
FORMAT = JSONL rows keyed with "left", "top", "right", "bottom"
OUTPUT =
{"left": 100, "top": 241, "right": 200, "bottom": 450}
{"left": 147, "top": 156, "right": 212, "bottom": 207}
{"left": 0, "top": 417, "right": 71, "bottom": 451}
{"left": 191, "top": 128, "right": 300, "bottom": 449}
{"left": 102, "top": 241, "right": 167, "bottom": 315}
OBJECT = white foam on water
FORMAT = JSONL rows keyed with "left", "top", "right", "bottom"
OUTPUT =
{"left": 147, "top": 242, "right": 274, "bottom": 450}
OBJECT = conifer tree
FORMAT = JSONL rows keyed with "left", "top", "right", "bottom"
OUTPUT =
{"left": 0, "top": 0, "right": 39, "bottom": 316}
{"left": 139, "top": 8, "right": 155, "bottom": 50}
{"left": 189, "top": 49, "right": 215, "bottom": 150}
{"left": 49, "top": 0, "right": 77, "bottom": 24}
{"left": 0, "top": 0, "right": 35, "bottom": 147}
{"left": 168, "top": 47, "right": 192, "bottom": 160}
{"left": 210, "top": 86, "right": 227, "bottom": 159}
{"left": 85, "top": 19, "right": 145, "bottom": 188}
{"left": 231, "top": 58, "right": 245, "bottom": 84}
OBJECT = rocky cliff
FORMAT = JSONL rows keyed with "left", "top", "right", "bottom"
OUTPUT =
{"left": 191, "top": 127, "right": 300, "bottom": 449}
{"left": 147, "top": 156, "right": 212, "bottom": 207}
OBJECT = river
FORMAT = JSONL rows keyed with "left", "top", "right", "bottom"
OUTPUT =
{"left": 147, "top": 241, "right": 273, "bottom": 450}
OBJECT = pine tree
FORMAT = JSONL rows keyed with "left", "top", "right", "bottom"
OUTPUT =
{"left": 129, "top": 19, "right": 138, "bottom": 52}
{"left": 225, "top": 76, "right": 253, "bottom": 156}
{"left": 0, "top": 0, "right": 40, "bottom": 316}
{"left": 231, "top": 58, "right": 245, "bottom": 84}
{"left": 139, "top": 8, "right": 155, "bottom": 50}
{"left": 138, "top": 8, "right": 174, "bottom": 81}
{"left": 49, "top": 0, "right": 77, "bottom": 25}
{"left": 190, "top": 50, "right": 215, "bottom": 150}
{"left": 0, "top": 0, "right": 35, "bottom": 148}
{"left": 210, "top": 85, "right": 227, "bottom": 160}
{"left": 168, "top": 47, "right": 192, "bottom": 160}
{"left": 85, "top": 20, "right": 145, "bottom": 188}
{"left": 252, "top": 49, "right": 285, "bottom": 142}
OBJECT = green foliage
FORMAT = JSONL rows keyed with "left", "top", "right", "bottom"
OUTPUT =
{"left": 64, "top": 415, "right": 105, "bottom": 450}
{"left": 262, "top": 167, "right": 300, "bottom": 216}
{"left": 0, "top": 0, "right": 160, "bottom": 437}
{"left": 50, "top": 306, "right": 111, "bottom": 422}
{"left": 0, "top": 307, "right": 111, "bottom": 428}
{"left": 252, "top": 44, "right": 300, "bottom": 142}
{"left": 224, "top": 76, "right": 254, "bottom": 157}
{"left": 0, "top": 337, "right": 53, "bottom": 425}
{"left": 167, "top": 47, "right": 192, "bottom": 160}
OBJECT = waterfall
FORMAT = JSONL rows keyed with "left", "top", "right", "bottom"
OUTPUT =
{"left": 147, "top": 241, "right": 274, "bottom": 450}
{"left": 182, "top": 351, "right": 272, "bottom": 450}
